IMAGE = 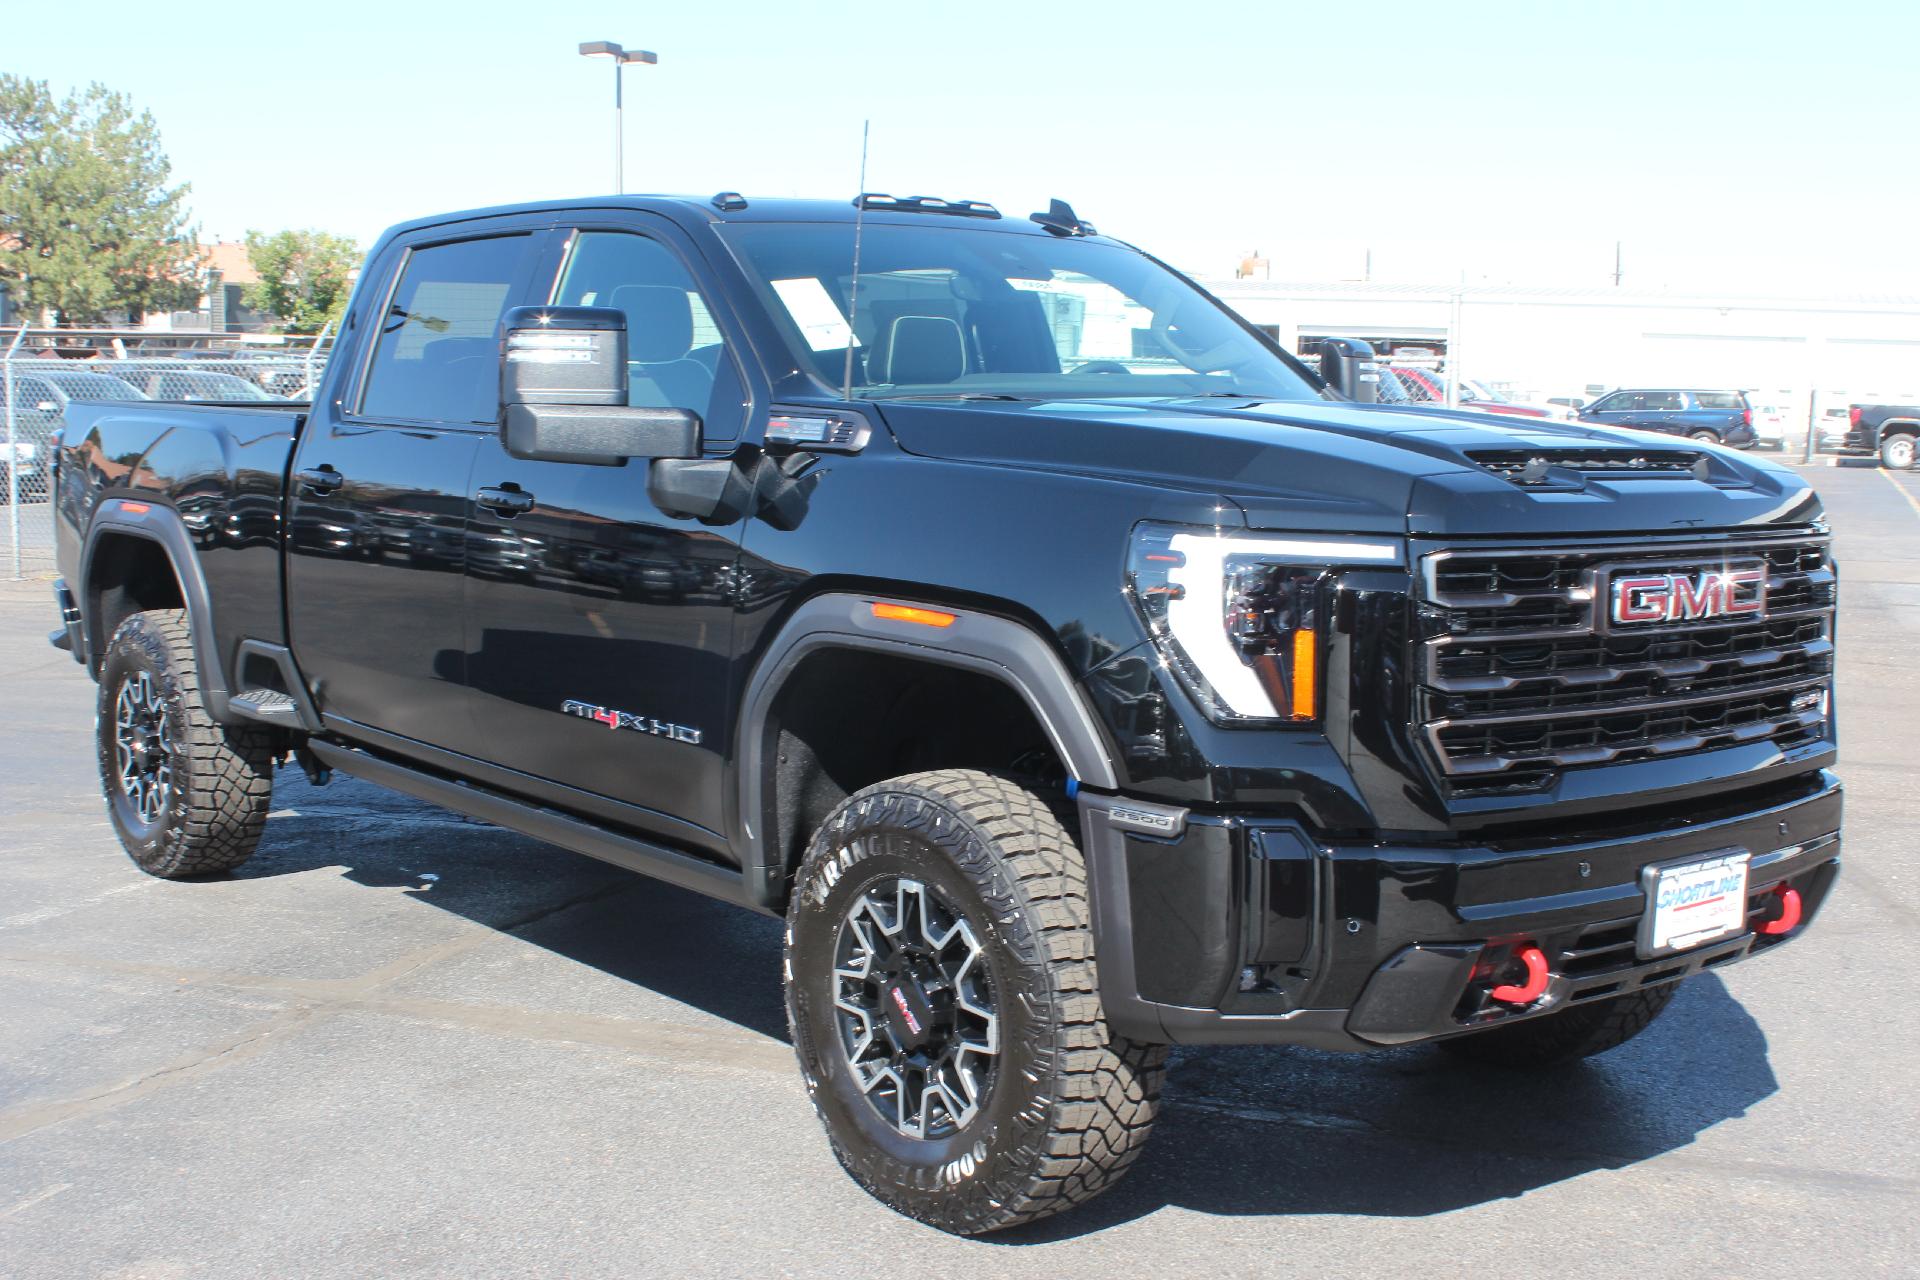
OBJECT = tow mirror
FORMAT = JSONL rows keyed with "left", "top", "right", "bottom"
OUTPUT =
{"left": 1318, "top": 337, "right": 1379, "bottom": 404}
{"left": 499, "top": 305, "right": 702, "bottom": 466}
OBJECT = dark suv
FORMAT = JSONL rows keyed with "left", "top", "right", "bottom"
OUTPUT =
{"left": 1578, "top": 388, "right": 1757, "bottom": 447}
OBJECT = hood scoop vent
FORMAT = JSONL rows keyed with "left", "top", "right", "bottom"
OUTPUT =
{"left": 1468, "top": 448, "right": 1709, "bottom": 489}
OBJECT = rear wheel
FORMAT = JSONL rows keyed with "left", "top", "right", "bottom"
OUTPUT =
{"left": 1437, "top": 982, "right": 1679, "bottom": 1068}
{"left": 1687, "top": 429, "right": 1720, "bottom": 444}
{"left": 1882, "top": 432, "right": 1916, "bottom": 469}
{"left": 97, "top": 609, "right": 274, "bottom": 878}
{"left": 785, "top": 770, "right": 1167, "bottom": 1235}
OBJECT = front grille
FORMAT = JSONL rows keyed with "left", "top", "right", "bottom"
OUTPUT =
{"left": 1416, "top": 532, "right": 1835, "bottom": 797}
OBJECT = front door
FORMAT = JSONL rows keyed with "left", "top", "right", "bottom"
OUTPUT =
{"left": 462, "top": 225, "right": 756, "bottom": 850}
{"left": 287, "top": 229, "right": 546, "bottom": 754}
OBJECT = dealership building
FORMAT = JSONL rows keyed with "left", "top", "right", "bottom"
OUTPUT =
{"left": 1197, "top": 277, "right": 1920, "bottom": 419}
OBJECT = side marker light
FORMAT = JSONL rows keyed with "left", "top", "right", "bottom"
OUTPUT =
{"left": 871, "top": 602, "right": 957, "bottom": 628}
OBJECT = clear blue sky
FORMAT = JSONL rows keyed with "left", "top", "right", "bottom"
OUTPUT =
{"left": 10, "top": 0, "right": 1916, "bottom": 292}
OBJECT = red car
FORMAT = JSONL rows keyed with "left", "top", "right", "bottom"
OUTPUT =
{"left": 1387, "top": 367, "right": 1556, "bottom": 418}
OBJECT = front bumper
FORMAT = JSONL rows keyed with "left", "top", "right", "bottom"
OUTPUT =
{"left": 1079, "top": 773, "right": 1842, "bottom": 1048}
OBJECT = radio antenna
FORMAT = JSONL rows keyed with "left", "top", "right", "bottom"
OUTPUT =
{"left": 841, "top": 119, "right": 870, "bottom": 402}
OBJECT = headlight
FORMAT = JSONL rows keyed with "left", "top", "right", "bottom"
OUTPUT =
{"left": 1125, "top": 523, "right": 1401, "bottom": 726}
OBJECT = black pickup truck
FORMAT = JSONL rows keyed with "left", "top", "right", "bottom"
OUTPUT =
{"left": 1842, "top": 403, "right": 1920, "bottom": 467}
{"left": 48, "top": 193, "right": 1841, "bottom": 1235}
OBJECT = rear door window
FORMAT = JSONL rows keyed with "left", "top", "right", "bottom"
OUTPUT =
{"left": 1639, "top": 392, "right": 1684, "bottom": 412}
{"left": 359, "top": 235, "right": 538, "bottom": 425}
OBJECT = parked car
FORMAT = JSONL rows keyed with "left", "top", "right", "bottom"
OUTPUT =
{"left": 111, "top": 366, "right": 283, "bottom": 402}
{"left": 1457, "top": 377, "right": 1572, "bottom": 420}
{"left": 48, "top": 191, "right": 1839, "bottom": 1235}
{"left": 1577, "top": 388, "right": 1758, "bottom": 447}
{"left": 1387, "top": 367, "right": 1558, "bottom": 418}
{"left": 1746, "top": 400, "right": 1790, "bottom": 451}
{"left": 1819, "top": 407, "right": 1854, "bottom": 452}
{"left": 0, "top": 366, "right": 150, "bottom": 501}
{"left": 1842, "top": 403, "right": 1920, "bottom": 467}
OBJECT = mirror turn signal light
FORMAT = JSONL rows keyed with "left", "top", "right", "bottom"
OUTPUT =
{"left": 1758, "top": 885, "right": 1802, "bottom": 936}
{"left": 1489, "top": 945, "right": 1551, "bottom": 1005}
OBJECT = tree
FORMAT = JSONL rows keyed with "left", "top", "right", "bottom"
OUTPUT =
{"left": 0, "top": 75, "right": 202, "bottom": 324}
{"left": 241, "top": 229, "right": 359, "bottom": 334}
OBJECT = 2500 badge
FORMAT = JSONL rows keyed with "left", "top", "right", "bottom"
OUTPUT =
{"left": 561, "top": 699, "right": 703, "bottom": 745}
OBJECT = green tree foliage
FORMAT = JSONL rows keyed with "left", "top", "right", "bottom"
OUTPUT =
{"left": 0, "top": 75, "right": 202, "bottom": 324}
{"left": 241, "top": 230, "right": 359, "bottom": 334}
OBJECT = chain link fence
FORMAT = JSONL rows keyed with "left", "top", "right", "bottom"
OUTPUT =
{"left": 2, "top": 328, "right": 333, "bottom": 580}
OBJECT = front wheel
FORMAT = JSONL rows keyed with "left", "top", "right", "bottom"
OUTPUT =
{"left": 97, "top": 609, "right": 274, "bottom": 878}
{"left": 1882, "top": 432, "right": 1916, "bottom": 469}
{"left": 785, "top": 770, "right": 1167, "bottom": 1235}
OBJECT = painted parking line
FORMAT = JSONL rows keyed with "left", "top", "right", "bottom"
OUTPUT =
{"left": 1880, "top": 468, "right": 1920, "bottom": 521}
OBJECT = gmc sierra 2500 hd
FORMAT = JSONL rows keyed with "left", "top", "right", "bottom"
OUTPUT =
{"left": 49, "top": 192, "right": 1841, "bottom": 1235}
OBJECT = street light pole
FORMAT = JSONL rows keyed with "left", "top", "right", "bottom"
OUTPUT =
{"left": 578, "top": 41, "right": 658, "bottom": 195}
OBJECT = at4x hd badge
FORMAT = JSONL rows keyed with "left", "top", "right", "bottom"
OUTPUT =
{"left": 561, "top": 699, "right": 703, "bottom": 745}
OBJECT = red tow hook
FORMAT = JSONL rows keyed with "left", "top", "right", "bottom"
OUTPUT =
{"left": 1489, "top": 945, "right": 1551, "bottom": 1005}
{"left": 1759, "top": 885, "right": 1803, "bottom": 936}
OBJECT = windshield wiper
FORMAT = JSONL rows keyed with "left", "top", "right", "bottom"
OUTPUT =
{"left": 864, "top": 392, "right": 1032, "bottom": 402}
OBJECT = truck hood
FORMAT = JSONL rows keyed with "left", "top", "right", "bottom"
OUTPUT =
{"left": 873, "top": 397, "right": 1822, "bottom": 537}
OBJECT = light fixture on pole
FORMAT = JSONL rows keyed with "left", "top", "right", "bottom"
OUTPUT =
{"left": 578, "top": 40, "right": 658, "bottom": 195}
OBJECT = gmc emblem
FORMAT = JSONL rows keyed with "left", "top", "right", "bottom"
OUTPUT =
{"left": 1609, "top": 566, "right": 1767, "bottom": 626}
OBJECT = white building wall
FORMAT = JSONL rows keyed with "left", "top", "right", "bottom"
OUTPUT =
{"left": 1201, "top": 279, "right": 1920, "bottom": 419}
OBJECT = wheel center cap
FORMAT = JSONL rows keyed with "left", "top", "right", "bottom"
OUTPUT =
{"left": 881, "top": 977, "right": 936, "bottom": 1051}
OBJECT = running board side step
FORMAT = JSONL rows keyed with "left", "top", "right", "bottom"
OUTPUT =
{"left": 303, "top": 740, "right": 766, "bottom": 914}
{"left": 226, "top": 640, "right": 325, "bottom": 731}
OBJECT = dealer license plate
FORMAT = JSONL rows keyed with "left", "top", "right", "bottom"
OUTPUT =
{"left": 1638, "top": 850, "right": 1751, "bottom": 958}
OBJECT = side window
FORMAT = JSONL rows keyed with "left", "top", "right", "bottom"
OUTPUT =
{"left": 551, "top": 231, "right": 731, "bottom": 428}
{"left": 1644, "top": 392, "right": 1684, "bottom": 412}
{"left": 1591, "top": 393, "right": 1623, "bottom": 413}
{"left": 359, "top": 235, "right": 534, "bottom": 425}
{"left": 1693, "top": 391, "right": 1740, "bottom": 409}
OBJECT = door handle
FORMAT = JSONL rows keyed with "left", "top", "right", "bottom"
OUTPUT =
{"left": 476, "top": 486, "right": 535, "bottom": 516}
{"left": 296, "top": 466, "right": 344, "bottom": 495}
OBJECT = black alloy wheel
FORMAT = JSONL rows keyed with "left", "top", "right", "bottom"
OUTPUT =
{"left": 831, "top": 875, "right": 998, "bottom": 1141}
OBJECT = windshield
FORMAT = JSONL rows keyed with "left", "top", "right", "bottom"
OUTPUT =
{"left": 718, "top": 222, "right": 1323, "bottom": 402}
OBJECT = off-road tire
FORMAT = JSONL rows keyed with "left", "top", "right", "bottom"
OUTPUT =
{"left": 97, "top": 609, "right": 273, "bottom": 878}
{"left": 1438, "top": 981, "right": 1680, "bottom": 1069}
{"left": 1881, "top": 432, "right": 1916, "bottom": 470}
{"left": 785, "top": 769, "right": 1168, "bottom": 1235}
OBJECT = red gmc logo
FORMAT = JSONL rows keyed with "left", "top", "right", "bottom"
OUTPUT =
{"left": 1610, "top": 567, "right": 1767, "bottom": 625}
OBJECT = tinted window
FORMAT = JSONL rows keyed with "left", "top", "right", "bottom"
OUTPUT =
{"left": 720, "top": 222, "right": 1321, "bottom": 402}
{"left": 1590, "top": 393, "right": 1625, "bottom": 412}
{"left": 1693, "top": 392, "right": 1741, "bottom": 409}
{"left": 360, "top": 235, "right": 533, "bottom": 424}
{"left": 551, "top": 232, "right": 729, "bottom": 423}
{"left": 1640, "top": 392, "right": 1684, "bottom": 411}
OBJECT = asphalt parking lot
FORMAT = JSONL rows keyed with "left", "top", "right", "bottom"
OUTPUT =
{"left": 2, "top": 464, "right": 1917, "bottom": 1279}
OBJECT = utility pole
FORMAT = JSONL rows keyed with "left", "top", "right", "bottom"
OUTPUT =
{"left": 1612, "top": 240, "right": 1623, "bottom": 288}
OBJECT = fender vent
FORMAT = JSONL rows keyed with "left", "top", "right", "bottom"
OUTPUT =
{"left": 1469, "top": 449, "right": 1707, "bottom": 487}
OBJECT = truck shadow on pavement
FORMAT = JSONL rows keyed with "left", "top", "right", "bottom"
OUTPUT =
{"left": 244, "top": 775, "right": 1779, "bottom": 1239}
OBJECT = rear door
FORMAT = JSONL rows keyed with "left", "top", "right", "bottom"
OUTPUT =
{"left": 286, "top": 223, "right": 550, "bottom": 755}
{"left": 460, "top": 220, "right": 760, "bottom": 851}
